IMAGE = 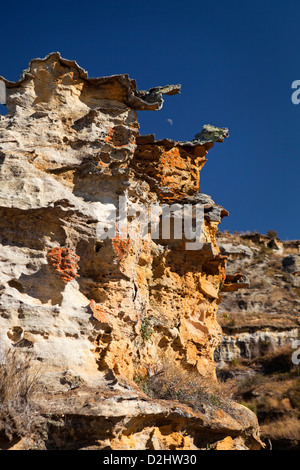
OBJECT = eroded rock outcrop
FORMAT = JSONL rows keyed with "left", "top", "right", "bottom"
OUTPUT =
{"left": 0, "top": 53, "right": 262, "bottom": 450}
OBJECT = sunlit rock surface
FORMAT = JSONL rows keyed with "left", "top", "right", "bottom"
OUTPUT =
{"left": 0, "top": 53, "right": 262, "bottom": 450}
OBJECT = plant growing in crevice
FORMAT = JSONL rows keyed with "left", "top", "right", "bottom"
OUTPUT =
{"left": 140, "top": 315, "right": 154, "bottom": 342}
{"left": 134, "top": 359, "right": 237, "bottom": 412}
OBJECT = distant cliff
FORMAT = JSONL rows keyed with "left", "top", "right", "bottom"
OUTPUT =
{"left": 215, "top": 230, "right": 300, "bottom": 450}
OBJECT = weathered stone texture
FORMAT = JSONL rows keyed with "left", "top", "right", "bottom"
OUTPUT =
{"left": 0, "top": 53, "right": 262, "bottom": 449}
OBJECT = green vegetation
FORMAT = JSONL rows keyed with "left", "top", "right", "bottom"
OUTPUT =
{"left": 241, "top": 401, "right": 257, "bottom": 415}
{"left": 140, "top": 315, "right": 154, "bottom": 342}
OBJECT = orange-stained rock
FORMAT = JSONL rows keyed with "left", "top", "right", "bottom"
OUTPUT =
{"left": 150, "top": 427, "right": 195, "bottom": 450}
{"left": 104, "top": 339, "right": 134, "bottom": 377}
{"left": 0, "top": 53, "right": 262, "bottom": 450}
{"left": 132, "top": 142, "right": 207, "bottom": 202}
{"left": 46, "top": 247, "right": 80, "bottom": 283}
{"left": 89, "top": 300, "right": 110, "bottom": 324}
{"left": 214, "top": 436, "right": 235, "bottom": 450}
{"left": 112, "top": 235, "right": 132, "bottom": 264}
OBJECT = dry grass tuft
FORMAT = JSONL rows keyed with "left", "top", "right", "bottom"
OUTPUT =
{"left": 261, "top": 417, "right": 300, "bottom": 441}
{"left": 0, "top": 348, "right": 43, "bottom": 442}
{"left": 135, "top": 359, "right": 237, "bottom": 411}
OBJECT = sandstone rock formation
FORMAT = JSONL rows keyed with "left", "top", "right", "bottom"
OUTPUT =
{"left": 0, "top": 53, "right": 262, "bottom": 450}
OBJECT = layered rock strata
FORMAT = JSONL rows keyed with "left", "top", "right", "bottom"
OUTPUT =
{"left": 215, "top": 232, "right": 300, "bottom": 366}
{"left": 0, "top": 53, "right": 262, "bottom": 449}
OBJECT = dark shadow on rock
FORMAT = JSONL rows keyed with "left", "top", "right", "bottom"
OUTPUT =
{"left": 8, "top": 264, "right": 66, "bottom": 305}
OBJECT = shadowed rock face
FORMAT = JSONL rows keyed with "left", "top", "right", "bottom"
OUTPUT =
{"left": 0, "top": 53, "right": 262, "bottom": 450}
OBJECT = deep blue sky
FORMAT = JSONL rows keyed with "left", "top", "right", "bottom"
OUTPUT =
{"left": 0, "top": 0, "right": 299, "bottom": 240}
